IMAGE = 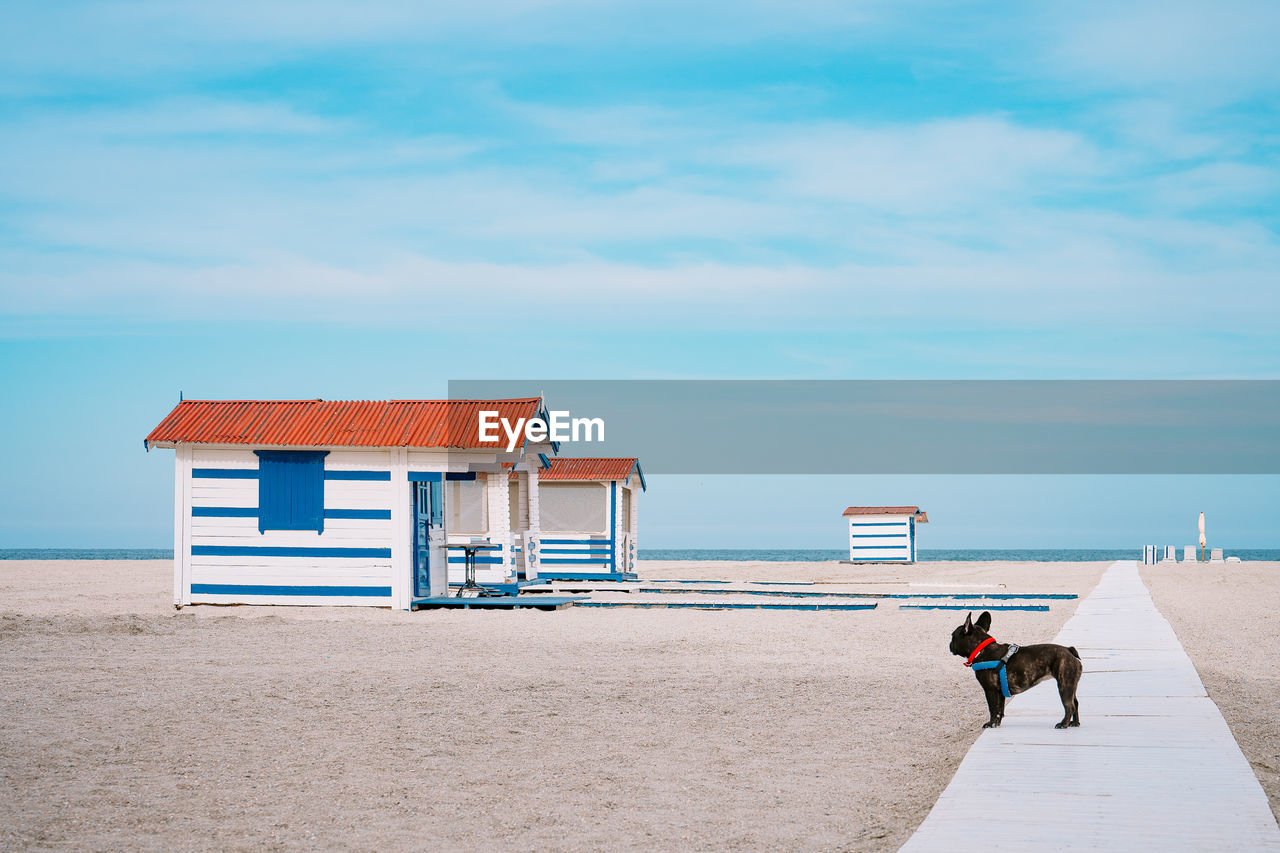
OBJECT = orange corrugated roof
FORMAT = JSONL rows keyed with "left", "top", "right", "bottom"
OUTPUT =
{"left": 145, "top": 398, "right": 542, "bottom": 449}
{"left": 542, "top": 457, "right": 640, "bottom": 482}
{"left": 509, "top": 457, "right": 644, "bottom": 487}
{"left": 842, "top": 506, "right": 922, "bottom": 516}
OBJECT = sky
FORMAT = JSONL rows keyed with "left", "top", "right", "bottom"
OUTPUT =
{"left": 1, "top": 1, "right": 1277, "bottom": 549}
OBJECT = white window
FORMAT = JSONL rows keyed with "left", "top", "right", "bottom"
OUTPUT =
{"left": 540, "top": 482, "right": 606, "bottom": 532}
{"left": 447, "top": 479, "right": 488, "bottom": 534}
{"left": 508, "top": 479, "right": 529, "bottom": 531}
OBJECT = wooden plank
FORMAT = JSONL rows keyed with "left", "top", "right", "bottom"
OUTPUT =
{"left": 573, "top": 601, "right": 877, "bottom": 611}
{"left": 410, "top": 594, "right": 584, "bottom": 611}
{"left": 901, "top": 561, "right": 1280, "bottom": 852}
{"left": 886, "top": 593, "right": 1077, "bottom": 599}
{"left": 522, "top": 584, "right": 1071, "bottom": 602}
{"left": 898, "top": 604, "right": 1051, "bottom": 611}
{"left": 534, "top": 571, "right": 638, "bottom": 582}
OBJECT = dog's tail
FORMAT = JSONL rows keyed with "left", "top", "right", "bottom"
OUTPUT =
{"left": 1068, "top": 646, "right": 1081, "bottom": 660}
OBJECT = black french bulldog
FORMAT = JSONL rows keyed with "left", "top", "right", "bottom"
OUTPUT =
{"left": 949, "top": 611, "right": 1083, "bottom": 729}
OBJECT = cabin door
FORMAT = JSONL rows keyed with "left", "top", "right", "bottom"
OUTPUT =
{"left": 413, "top": 479, "right": 443, "bottom": 598}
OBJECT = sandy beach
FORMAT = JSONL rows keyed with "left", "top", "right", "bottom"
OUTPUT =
{"left": 1141, "top": 560, "right": 1280, "bottom": 819}
{"left": 2, "top": 558, "right": 1274, "bottom": 850}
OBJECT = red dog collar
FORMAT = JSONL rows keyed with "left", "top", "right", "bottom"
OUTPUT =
{"left": 965, "top": 636, "right": 997, "bottom": 667}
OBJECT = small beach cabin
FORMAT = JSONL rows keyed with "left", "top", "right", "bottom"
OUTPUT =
{"left": 145, "top": 398, "right": 556, "bottom": 609}
{"left": 513, "top": 457, "right": 645, "bottom": 581}
{"left": 843, "top": 506, "right": 928, "bottom": 563}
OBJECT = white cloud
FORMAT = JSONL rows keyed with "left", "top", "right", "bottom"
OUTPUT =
{"left": 3, "top": 231, "right": 1276, "bottom": 337}
{"left": 1142, "top": 162, "right": 1280, "bottom": 212}
{"left": 0, "top": 17, "right": 1277, "bottom": 344}
{"left": 0, "top": 0, "right": 891, "bottom": 89}
{"left": 1093, "top": 99, "right": 1230, "bottom": 161}
{"left": 1043, "top": 0, "right": 1280, "bottom": 99}
{"left": 718, "top": 116, "right": 1101, "bottom": 214}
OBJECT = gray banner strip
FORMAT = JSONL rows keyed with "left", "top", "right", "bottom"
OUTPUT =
{"left": 448, "top": 380, "right": 1280, "bottom": 474}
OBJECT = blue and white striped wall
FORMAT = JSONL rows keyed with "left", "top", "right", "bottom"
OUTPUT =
{"left": 848, "top": 514, "right": 917, "bottom": 563}
{"left": 173, "top": 446, "right": 522, "bottom": 607}
{"left": 180, "top": 448, "right": 396, "bottom": 606}
{"left": 538, "top": 535, "right": 616, "bottom": 570}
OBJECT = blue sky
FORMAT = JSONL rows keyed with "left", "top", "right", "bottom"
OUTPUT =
{"left": 1, "top": 1, "right": 1277, "bottom": 548}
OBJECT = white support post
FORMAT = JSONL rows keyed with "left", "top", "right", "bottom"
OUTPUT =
{"left": 485, "top": 472, "right": 513, "bottom": 582}
{"left": 526, "top": 465, "right": 540, "bottom": 580}
{"left": 390, "top": 448, "right": 411, "bottom": 610}
{"left": 173, "top": 445, "right": 192, "bottom": 606}
{"left": 515, "top": 472, "right": 529, "bottom": 574}
{"left": 629, "top": 484, "right": 639, "bottom": 571}
{"left": 611, "top": 480, "right": 623, "bottom": 573}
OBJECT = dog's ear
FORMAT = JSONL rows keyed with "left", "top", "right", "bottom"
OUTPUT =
{"left": 963, "top": 612, "right": 973, "bottom": 633}
{"left": 976, "top": 611, "right": 992, "bottom": 632}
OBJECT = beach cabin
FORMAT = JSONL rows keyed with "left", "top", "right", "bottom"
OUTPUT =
{"left": 843, "top": 506, "right": 928, "bottom": 563}
{"left": 512, "top": 457, "right": 645, "bottom": 581}
{"left": 144, "top": 398, "right": 556, "bottom": 609}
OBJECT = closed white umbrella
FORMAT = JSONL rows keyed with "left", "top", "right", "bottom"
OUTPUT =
{"left": 1198, "top": 512, "right": 1206, "bottom": 560}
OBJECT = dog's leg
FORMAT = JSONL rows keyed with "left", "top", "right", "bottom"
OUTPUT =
{"left": 982, "top": 684, "right": 1004, "bottom": 728}
{"left": 1054, "top": 679, "right": 1075, "bottom": 728}
{"left": 1055, "top": 660, "right": 1083, "bottom": 729}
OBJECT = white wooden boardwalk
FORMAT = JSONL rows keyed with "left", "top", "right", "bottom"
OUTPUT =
{"left": 901, "top": 560, "right": 1280, "bottom": 852}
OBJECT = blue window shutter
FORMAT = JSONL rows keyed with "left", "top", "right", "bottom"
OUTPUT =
{"left": 295, "top": 452, "right": 324, "bottom": 532}
{"left": 255, "top": 451, "right": 328, "bottom": 533}
{"left": 256, "top": 452, "right": 287, "bottom": 533}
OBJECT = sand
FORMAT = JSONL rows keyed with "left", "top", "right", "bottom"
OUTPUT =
{"left": 1141, "top": 560, "right": 1280, "bottom": 821}
{"left": 0, "top": 558, "right": 1167, "bottom": 851}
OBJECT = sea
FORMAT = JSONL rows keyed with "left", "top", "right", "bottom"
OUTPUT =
{"left": 4, "top": 548, "right": 1279, "bottom": 562}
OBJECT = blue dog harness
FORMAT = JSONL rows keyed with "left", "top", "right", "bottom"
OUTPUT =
{"left": 970, "top": 644, "right": 1021, "bottom": 698}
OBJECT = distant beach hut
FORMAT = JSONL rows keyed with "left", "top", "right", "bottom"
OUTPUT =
{"left": 145, "top": 398, "right": 556, "bottom": 609}
{"left": 514, "top": 457, "right": 646, "bottom": 581}
{"left": 842, "top": 506, "right": 929, "bottom": 563}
